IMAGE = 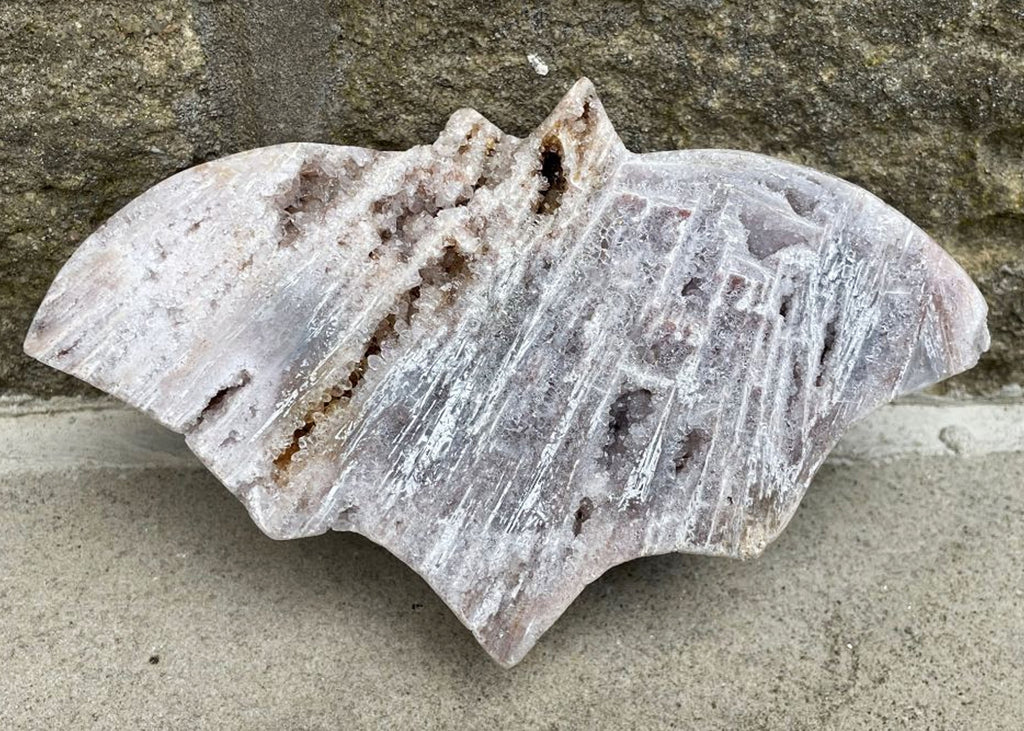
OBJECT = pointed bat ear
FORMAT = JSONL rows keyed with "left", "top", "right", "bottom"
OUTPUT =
{"left": 23, "top": 79, "right": 988, "bottom": 667}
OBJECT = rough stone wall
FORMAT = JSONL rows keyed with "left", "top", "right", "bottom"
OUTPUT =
{"left": 2, "top": 0, "right": 1021, "bottom": 396}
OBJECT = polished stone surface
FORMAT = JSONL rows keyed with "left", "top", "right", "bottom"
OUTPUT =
{"left": 25, "top": 79, "right": 988, "bottom": 665}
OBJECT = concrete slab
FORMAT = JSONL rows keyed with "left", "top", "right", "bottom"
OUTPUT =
{"left": 1, "top": 398, "right": 1022, "bottom": 729}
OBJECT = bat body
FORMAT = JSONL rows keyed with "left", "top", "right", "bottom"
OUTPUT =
{"left": 26, "top": 79, "right": 989, "bottom": 666}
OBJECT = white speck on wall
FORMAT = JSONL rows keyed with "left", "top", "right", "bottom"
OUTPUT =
{"left": 527, "top": 53, "right": 549, "bottom": 76}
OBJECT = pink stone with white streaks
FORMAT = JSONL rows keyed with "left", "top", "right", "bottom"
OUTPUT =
{"left": 25, "top": 79, "right": 989, "bottom": 666}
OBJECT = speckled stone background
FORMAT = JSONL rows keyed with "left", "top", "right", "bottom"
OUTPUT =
{"left": 2, "top": 0, "right": 1022, "bottom": 396}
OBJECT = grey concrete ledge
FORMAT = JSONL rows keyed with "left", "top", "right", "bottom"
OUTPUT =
{"left": 2, "top": 396, "right": 1022, "bottom": 728}
{"left": 3, "top": 394, "right": 1022, "bottom": 474}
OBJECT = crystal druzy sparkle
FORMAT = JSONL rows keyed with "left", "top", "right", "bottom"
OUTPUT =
{"left": 25, "top": 79, "right": 989, "bottom": 666}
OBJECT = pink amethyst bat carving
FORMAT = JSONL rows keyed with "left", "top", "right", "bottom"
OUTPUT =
{"left": 25, "top": 79, "right": 989, "bottom": 666}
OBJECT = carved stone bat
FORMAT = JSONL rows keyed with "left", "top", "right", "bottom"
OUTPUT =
{"left": 25, "top": 79, "right": 989, "bottom": 666}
